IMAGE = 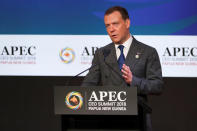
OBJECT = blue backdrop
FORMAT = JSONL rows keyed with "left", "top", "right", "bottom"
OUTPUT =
{"left": 0, "top": 0, "right": 197, "bottom": 35}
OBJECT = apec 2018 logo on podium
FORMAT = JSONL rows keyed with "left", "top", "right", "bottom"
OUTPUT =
{"left": 87, "top": 91, "right": 127, "bottom": 111}
{"left": 54, "top": 86, "right": 137, "bottom": 115}
{"left": 65, "top": 91, "right": 83, "bottom": 110}
{"left": 64, "top": 89, "right": 128, "bottom": 112}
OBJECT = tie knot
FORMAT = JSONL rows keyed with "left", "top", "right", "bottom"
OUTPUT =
{"left": 118, "top": 45, "right": 124, "bottom": 52}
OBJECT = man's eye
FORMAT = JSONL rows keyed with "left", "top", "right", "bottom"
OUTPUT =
{"left": 113, "top": 23, "right": 119, "bottom": 26}
{"left": 105, "top": 25, "right": 109, "bottom": 28}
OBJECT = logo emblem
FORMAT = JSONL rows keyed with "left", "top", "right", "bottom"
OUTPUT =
{"left": 65, "top": 91, "right": 83, "bottom": 110}
{"left": 60, "top": 47, "right": 75, "bottom": 63}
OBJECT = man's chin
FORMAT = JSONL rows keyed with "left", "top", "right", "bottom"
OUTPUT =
{"left": 111, "top": 39, "right": 120, "bottom": 44}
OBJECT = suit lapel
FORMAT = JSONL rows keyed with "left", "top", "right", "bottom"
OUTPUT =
{"left": 105, "top": 43, "right": 122, "bottom": 75}
{"left": 125, "top": 38, "right": 143, "bottom": 71}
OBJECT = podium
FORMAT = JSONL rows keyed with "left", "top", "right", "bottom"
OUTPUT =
{"left": 54, "top": 86, "right": 151, "bottom": 131}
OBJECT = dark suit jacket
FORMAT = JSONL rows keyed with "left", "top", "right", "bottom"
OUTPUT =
{"left": 82, "top": 37, "right": 163, "bottom": 131}
{"left": 82, "top": 37, "right": 163, "bottom": 96}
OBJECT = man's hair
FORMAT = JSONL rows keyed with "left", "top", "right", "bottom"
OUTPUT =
{"left": 105, "top": 6, "right": 129, "bottom": 20}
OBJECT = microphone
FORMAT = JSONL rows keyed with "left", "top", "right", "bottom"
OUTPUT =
{"left": 65, "top": 64, "right": 97, "bottom": 86}
{"left": 66, "top": 49, "right": 110, "bottom": 86}
{"left": 66, "top": 49, "right": 119, "bottom": 86}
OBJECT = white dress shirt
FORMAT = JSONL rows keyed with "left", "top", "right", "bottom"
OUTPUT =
{"left": 115, "top": 35, "right": 133, "bottom": 60}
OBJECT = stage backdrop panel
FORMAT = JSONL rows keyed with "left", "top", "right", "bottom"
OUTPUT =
{"left": 0, "top": 35, "right": 197, "bottom": 77}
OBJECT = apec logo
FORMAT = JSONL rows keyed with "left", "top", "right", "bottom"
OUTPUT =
{"left": 60, "top": 47, "right": 75, "bottom": 64}
{"left": 65, "top": 91, "right": 83, "bottom": 110}
{"left": 163, "top": 47, "right": 197, "bottom": 57}
{"left": 88, "top": 91, "right": 127, "bottom": 102}
{"left": 0, "top": 45, "right": 37, "bottom": 65}
{"left": 80, "top": 46, "right": 99, "bottom": 65}
{"left": 0, "top": 46, "right": 36, "bottom": 56}
{"left": 81, "top": 46, "right": 98, "bottom": 56}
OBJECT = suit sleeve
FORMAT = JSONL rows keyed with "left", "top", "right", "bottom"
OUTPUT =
{"left": 131, "top": 48, "right": 164, "bottom": 95}
{"left": 81, "top": 50, "right": 101, "bottom": 86}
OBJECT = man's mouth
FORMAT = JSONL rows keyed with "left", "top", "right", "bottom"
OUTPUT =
{"left": 111, "top": 34, "right": 117, "bottom": 38}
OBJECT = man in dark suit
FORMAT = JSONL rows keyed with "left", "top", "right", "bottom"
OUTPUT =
{"left": 82, "top": 6, "right": 163, "bottom": 131}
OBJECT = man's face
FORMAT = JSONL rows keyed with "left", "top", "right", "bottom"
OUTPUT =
{"left": 104, "top": 11, "right": 130, "bottom": 44}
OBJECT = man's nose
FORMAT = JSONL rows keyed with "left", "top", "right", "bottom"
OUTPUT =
{"left": 108, "top": 25, "right": 115, "bottom": 32}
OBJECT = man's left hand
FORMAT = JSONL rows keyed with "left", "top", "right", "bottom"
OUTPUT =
{"left": 121, "top": 64, "right": 133, "bottom": 84}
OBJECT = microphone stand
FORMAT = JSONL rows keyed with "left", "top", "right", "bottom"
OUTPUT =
{"left": 65, "top": 64, "right": 97, "bottom": 86}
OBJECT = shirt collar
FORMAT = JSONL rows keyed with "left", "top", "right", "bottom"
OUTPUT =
{"left": 115, "top": 35, "right": 133, "bottom": 50}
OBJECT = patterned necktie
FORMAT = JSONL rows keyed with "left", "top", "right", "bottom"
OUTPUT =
{"left": 118, "top": 45, "right": 125, "bottom": 70}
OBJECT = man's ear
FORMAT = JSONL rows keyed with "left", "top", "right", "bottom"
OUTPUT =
{"left": 126, "top": 19, "right": 130, "bottom": 29}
